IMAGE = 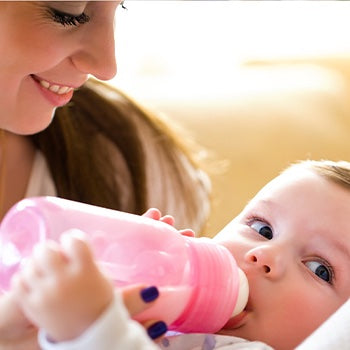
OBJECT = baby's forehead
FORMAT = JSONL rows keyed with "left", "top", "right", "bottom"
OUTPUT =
{"left": 248, "top": 168, "right": 350, "bottom": 220}
{"left": 254, "top": 168, "right": 322, "bottom": 196}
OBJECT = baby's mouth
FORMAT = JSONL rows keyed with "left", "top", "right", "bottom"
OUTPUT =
{"left": 222, "top": 311, "right": 248, "bottom": 330}
{"left": 223, "top": 300, "right": 252, "bottom": 330}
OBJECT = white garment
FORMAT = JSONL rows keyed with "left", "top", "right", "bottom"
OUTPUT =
{"left": 38, "top": 291, "right": 273, "bottom": 350}
{"left": 39, "top": 295, "right": 350, "bottom": 350}
{"left": 157, "top": 333, "right": 274, "bottom": 350}
{"left": 38, "top": 292, "right": 159, "bottom": 350}
{"left": 25, "top": 151, "right": 56, "bottom": 198}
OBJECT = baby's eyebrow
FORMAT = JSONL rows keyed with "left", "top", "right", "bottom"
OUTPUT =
{"left": 327, "top": 238, "right": 350, "bottom": 261}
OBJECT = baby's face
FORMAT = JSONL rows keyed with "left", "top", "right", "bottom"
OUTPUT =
{"left": 213, "top": 168, "right": 350, "bottom": 350}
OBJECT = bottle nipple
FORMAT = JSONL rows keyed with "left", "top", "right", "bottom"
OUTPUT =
{"left": 231, "top": 268, "right": 249, "bottom": 317}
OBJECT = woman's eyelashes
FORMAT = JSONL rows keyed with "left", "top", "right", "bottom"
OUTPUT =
{"left": 249, "top": 218, "right": 274, "bottom": 240}
{"left": 47, "top": 8, "right": 90, "bottom": 27}
{"left": 304, "top": 260, "right": 334, "bottom": 285}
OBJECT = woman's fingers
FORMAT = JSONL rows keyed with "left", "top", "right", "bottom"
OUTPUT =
{"left": 122, "top": 285, "right": 168, "bottom": 339}
{"left": 144, "top": 320, "right": 168, "bottom": 340}
{"left": 122, "top": 285, "right": 159, "bottom": 316}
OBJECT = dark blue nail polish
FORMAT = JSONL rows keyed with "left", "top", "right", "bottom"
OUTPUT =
{"left": 161, "top": 338, "right": 170, "bottom": 347}
{"left": 147, "top": 321, "right": 167, "bottom": 339}
{"left": 141, "top": 286, "right": 159, "bottom": 303}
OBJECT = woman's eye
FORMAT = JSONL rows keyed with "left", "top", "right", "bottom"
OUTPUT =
{"left": 48, "top": 8, "right": 90, "bottom": 27}
{"left": 120, "top": 1, "right": 128, "bottom": 10}
{"left": 250, "top": 220, "right": 273, "bottom": 240}
{"left": 305, "top": 260, "right": 334, "bottom": 284}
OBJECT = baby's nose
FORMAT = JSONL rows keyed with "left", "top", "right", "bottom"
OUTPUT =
{"left": 244, "top": 245, "right": 286, "bottom": 279}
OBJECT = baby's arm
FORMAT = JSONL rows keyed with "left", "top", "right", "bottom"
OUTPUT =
{"left": 0, "top": 292, "right": 39, "bottom": 350}
{"left": 11, "top": 235, "right": 166, "bottom": 349}
{"left": 38, "top": 290, "right": 165, "bottom": 350}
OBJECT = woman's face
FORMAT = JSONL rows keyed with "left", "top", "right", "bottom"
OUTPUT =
{"left": 0, "top": 1, "right": 121, "bottom": 134}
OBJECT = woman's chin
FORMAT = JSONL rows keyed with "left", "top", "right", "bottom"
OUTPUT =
{"left": 8, "top": 111, "right": 55, "bottom": 135}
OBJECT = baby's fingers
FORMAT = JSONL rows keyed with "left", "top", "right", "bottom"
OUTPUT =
{"left": 179, "top": 228, "right": 195, "bottom": 237}
{"left": 142, "top": 208, "right": 161, "bottom": 220}
{"left": 142, "top": 209, "right": 176, "bottom": 227}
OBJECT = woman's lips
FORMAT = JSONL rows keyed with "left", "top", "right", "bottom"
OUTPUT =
{"left": 31, "top": 75, "right": 75, "bottom": 107}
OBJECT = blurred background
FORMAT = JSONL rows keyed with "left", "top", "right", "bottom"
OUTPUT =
{"left": 111, "top": 1, "right": 350, "bottom": 236}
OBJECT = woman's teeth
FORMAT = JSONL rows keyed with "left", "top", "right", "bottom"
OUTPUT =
{"left": 39, "top": 79, "right": 74, "bottom": 95}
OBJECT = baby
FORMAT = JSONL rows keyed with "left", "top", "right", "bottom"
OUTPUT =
{"left": 11, "top": 160, "right": 350, "bottom": 350}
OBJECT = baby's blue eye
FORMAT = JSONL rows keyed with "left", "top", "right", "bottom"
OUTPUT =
{"left": 305, "top": 261, "right": 333, "bottom": 284}
{"left": 250, "top": 220, "right": 273, "bottom": 240}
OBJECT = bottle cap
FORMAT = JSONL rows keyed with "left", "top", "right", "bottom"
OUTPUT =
{"left": 171, "top": 237, "right": 249, "bottom": 333}
{"left": 231, "top": 268, "right": 249, "bottom": 317}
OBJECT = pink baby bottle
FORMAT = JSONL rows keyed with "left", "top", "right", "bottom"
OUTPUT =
{"left": 0, "top": 196, "right": 249, "bottom": 333}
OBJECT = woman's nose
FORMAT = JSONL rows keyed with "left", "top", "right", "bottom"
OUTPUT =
{"left": 244, "top": 245, "right": 286, "bottom": 279}
{"left": 71, "top": 22, "right": 117, "bottom": 81}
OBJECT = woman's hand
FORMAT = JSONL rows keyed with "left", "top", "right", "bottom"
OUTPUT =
{"left": 122, "top": 285, "right": 168, "bottom": 340}
{"left": 142, "top": 208, "right": 195, "bottom": 237}
{"left": 0, "top": 292, "right": 39, "bottom": 350}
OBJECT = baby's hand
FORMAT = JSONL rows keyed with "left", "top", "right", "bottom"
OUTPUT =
{"left": 143, "top": 208, "right": 195, "bottom": 237}
{"left": 11, "top": 234, "right": 114, "bottom": 342}
{"left": 0, "top": 292, "right": 39, "bottom": 350}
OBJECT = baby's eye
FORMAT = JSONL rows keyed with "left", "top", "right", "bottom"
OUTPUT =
{"left": 250, "top": 220, "right": 273, "bottom": 240}
{"left": 305, "top": 260, "right": 333, "bottom": 284}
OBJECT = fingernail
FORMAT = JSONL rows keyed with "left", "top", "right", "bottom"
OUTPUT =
{"left": 141, "top": 286, "right": 159, "bottom": 303}
{"left": 147, "top": 321, "right": 168, "bottom": 339}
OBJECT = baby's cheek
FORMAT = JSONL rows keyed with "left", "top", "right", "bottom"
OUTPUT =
{"left": 213, "top": 239, "right": 245, "bottom": 266}
{"left": 276, "top": 289, "right": 333, "bottom": 344}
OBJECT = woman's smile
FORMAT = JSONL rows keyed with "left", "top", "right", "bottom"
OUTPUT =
{"left": 0, "top": 1, "right": 118, "bottom": 134}
{"left": 30, "top": 74, "right": 78, "bottom": 107}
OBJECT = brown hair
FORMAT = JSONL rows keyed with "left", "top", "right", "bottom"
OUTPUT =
{"left": 29, "top": 79, "right": 210, "bottom": 232}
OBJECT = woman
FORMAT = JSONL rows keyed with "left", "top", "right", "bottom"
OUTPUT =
{"left": 0, "top": 1, "right": 119, "bottom": 217}
{"left": 0, "top": 2, "right": 210, "bottom": 349}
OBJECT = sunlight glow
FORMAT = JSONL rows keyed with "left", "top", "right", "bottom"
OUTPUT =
{"left": 112, "top": 1, "right": 350, "bottom": 100}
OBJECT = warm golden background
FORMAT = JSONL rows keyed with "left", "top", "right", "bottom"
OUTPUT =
{"left": 112, "top": 1, "right": 350, "bottom": 236}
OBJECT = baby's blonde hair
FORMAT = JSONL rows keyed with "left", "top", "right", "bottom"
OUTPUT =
{"left": 285, "top": 160, "right": 350, "bottom": 190}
